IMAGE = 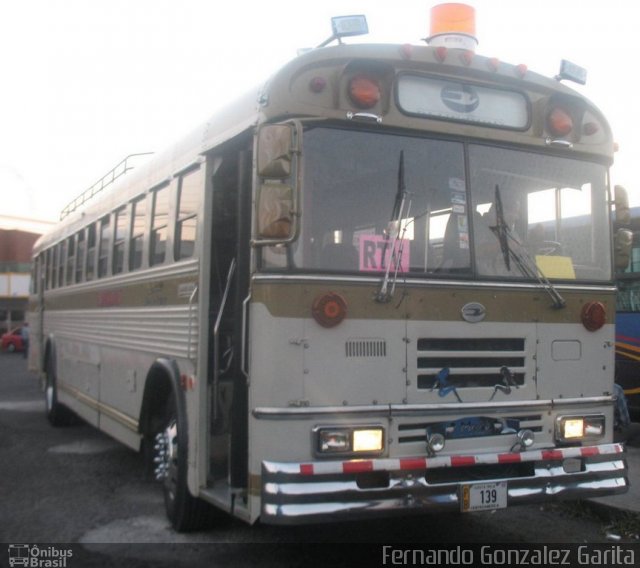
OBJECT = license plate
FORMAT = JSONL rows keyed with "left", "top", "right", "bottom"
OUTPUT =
{"left": 460, "top": 481, "right": 507, "bottom": 512}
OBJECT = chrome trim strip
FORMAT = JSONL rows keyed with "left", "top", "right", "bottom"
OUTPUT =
{"left": 253, "top": 396, "right": 614, "bottom": 419}
{"left": 251, "top": 273, "right": 616, "bottom": 293}
{"left": 59, "top": 382, "right": 139, "bottom": 432}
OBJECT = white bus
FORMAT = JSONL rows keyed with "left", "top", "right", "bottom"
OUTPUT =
{"left": 29, "top": 5, "right": 629, "bottom": 530}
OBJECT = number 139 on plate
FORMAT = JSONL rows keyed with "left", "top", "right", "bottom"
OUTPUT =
{"left": 461, "top": 481, "right": 507, "bottom": 512}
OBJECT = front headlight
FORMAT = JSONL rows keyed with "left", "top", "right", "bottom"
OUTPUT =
{"left": 315, "top": 426, "right": 384, "bottom": 456}
{"left": 555, "top": 415, "right": 605, "bottom": 443}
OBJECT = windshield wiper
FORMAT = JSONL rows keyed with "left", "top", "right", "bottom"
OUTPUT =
{"left": 490, "top": 185, "right": 566, "bottom": 310}
{"left": 375, "top": 151, "right": 411, "bottom": 303}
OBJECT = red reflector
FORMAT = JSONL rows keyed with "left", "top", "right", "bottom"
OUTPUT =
{"left": 343, "top": 460, "right": 373, "bottom": 474}
{"left": 547, "top": 107, "right": 573, "bottom": 137}
{"left": 348, "top": 75, "right": 380, "bottom": 109}
{"left": 581, "top": 301, "right": 606, "bottom": 332}
{"left": 312, "top": 292, "right": 348, "bottom": 328}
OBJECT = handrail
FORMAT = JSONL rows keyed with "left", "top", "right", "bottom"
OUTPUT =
{"left": 59, "top": 152, "right": 154, "bottom": 220}
{"left": 213, "top": 258, "right": 236, "bottom": 421}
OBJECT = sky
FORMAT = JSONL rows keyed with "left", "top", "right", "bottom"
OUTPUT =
{"left": 1, "top": 0, "right": 638, "bottom": 223}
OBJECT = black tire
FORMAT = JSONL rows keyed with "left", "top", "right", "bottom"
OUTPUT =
{"left": 154, "top": 391, "right": 217, "bottom": 532}
{"left": 45, "top": 356, "right": 78, "bottom": 426}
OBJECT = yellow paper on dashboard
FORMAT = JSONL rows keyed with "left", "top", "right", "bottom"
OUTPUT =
{"left": 535, "top": 255, "right": 576, "bottom": 279}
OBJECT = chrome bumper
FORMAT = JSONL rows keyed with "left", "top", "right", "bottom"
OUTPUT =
{"left": 261, "top": 443, "right": 628, "bottom": 524}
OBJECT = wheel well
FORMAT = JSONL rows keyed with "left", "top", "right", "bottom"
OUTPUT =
{"left": 139, "top": 362, "right": 177, "bottom": 436}
{"left": 43, "top": 339, "right": 54, "bottom": 372}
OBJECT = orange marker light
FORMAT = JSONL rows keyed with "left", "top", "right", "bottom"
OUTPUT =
{"left": 348, "top": 75, "right": 381, "bottom": 109}
{"left": 547, "top": 107, "right": 573, "bottom": 137}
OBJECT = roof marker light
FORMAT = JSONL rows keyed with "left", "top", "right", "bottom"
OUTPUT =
{"left": 515, "top": 64, "right": 528, "bottom": 78}
{"left": 487, "top": 57, "right": 500, "bottom": 72}
{"left": 460, "top": 49, "right": 474, "bottom": 66}
{"left": 435, "top": 46, "right": 448, "bottom": 62}
{"left": 400, "top": 44, "right": 414, "bottom": 59}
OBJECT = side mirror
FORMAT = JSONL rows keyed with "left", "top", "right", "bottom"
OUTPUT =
{"left": 257, "top": 182, "right": 293, "bottom": 240}
{"left": 257, "top": 125, "right": 294, "bottom": 178}
{"left": 255, "top": 123, "right": 299, "bottom": 244}
{"left": 615, "top": 228, "right": 633, "bottom": 270}
{"left": 615, "top": 185, "right": 631, "bottom": 227}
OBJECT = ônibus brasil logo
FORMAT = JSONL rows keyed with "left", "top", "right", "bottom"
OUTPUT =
{"left": 8, "top": 545, "right": 73, "bottom": 567}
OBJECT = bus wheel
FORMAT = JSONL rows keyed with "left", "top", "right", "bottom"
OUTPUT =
{"left": 154, "top": 392, "right": 216, "bottom": 532}
{"left": 45, "top": 357, "right": 77, "bottom": 426}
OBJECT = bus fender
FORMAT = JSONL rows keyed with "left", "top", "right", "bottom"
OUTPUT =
{"left": 138, "top": 358, "right": 184, "bottom": 437}
{"left": 42, "top": 335, "right": 57, "bottom": 388}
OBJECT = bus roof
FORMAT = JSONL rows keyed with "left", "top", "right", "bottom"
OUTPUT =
{"left": 35, "top": 42, "right": 614, "bottom": 251}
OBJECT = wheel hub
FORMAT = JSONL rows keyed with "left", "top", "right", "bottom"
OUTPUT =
{"left": 154, "top": 421, "right": 178, "bottom": 493}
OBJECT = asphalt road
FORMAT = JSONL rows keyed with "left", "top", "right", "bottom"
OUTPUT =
{"left": 1, "top": 351, "right": 638, "bottom": 567}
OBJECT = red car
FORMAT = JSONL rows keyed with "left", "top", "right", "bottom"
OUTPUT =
{"left": 1, "top": 327, "right": 25, "bottom": 352}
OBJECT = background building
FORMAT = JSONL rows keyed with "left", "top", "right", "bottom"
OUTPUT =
{"left": 0, "top": 215, "right": 54, "bottom": 334}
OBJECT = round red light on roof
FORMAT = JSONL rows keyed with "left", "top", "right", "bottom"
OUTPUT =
{"left": 348, "top": 75, "right": 380, "bottom": 109}
{"left": 581, "top": 301, "right": 606, "bottom": 332}
{"left": 312, "top": 292, "right": 347, "bottom": 328}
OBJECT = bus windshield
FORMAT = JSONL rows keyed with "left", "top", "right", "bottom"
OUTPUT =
{"left": 262, "top": 127, "right": 611, "bottom": 282}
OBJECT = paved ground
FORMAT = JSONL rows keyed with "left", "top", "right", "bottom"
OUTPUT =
{"left": 591, "top": 421, "right": 640, "bottom": 514}
{"left": 1, "top": 351, "right": 638, "bottom": 567}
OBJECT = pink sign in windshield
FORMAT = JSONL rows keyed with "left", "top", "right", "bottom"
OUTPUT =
{"left": 359, "top": 235, "right": 410, "bottom": 273}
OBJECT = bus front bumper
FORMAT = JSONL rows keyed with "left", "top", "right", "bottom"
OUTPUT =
{"left": 261, "top": 443, "right": 627, "bottom": 525}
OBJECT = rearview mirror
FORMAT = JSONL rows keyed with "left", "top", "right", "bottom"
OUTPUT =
{"left": 257, "top": 182, "right": 293, "bottom": 240}
{"left": 615, "top": 185, "right": 631, "bottom": 226}
{"left": 615, "top": 228, "right": 633, "bottom": 270}
{"left": 257, "top": 125, "right": 293, "bottom": 178}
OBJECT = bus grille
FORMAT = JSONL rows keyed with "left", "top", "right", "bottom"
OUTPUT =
{"left": 416, "top": 337, "right": 526, "bottom": 389}
{"left": 345, "top": 339, "right": 387, "bottom": 358}
{"left": 397, "top": 414, "right": 544, "bottom": 445}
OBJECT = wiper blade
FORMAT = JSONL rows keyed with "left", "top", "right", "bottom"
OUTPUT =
{"left": 491, "top": 185, "right": 511, "bottom": 271}
{"left": 490, "top": 185, "right": 566, "bottom": 310}
{"left": 376, "top": 151, "right": 409, "bottom": 303}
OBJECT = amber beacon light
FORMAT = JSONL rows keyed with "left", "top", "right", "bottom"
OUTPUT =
{"left": 427, "top": 3, "right": 478, "bottom": 51}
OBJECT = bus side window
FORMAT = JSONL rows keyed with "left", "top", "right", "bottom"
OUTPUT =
{"left": 98, "top": 215, "right": 111, "bottom": 278}
{"left": 86, "top": 223, "right": 97, "bottom": 281}
{"left": 75, "top": 229, "right": 85, "bottom": 283}
{"left": 130, "top": 195, "right": 147, "bottom": 271}
{"left": 57, "top": 241, "right": 66, "bottom": 288}
{"left": 45, "top": 249, "right": 52, "bottom": 290}
{"left": 65, "top": 235, "right": 76, "bottom": 284}
{"left": 175, "top": 168, "right": 201, "bottom": 260}
{"left": 113, "top": 206, "right": 128, "bottom": 275}
{"left": 150, "top": 184, "right": 170, "bottom": 266}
